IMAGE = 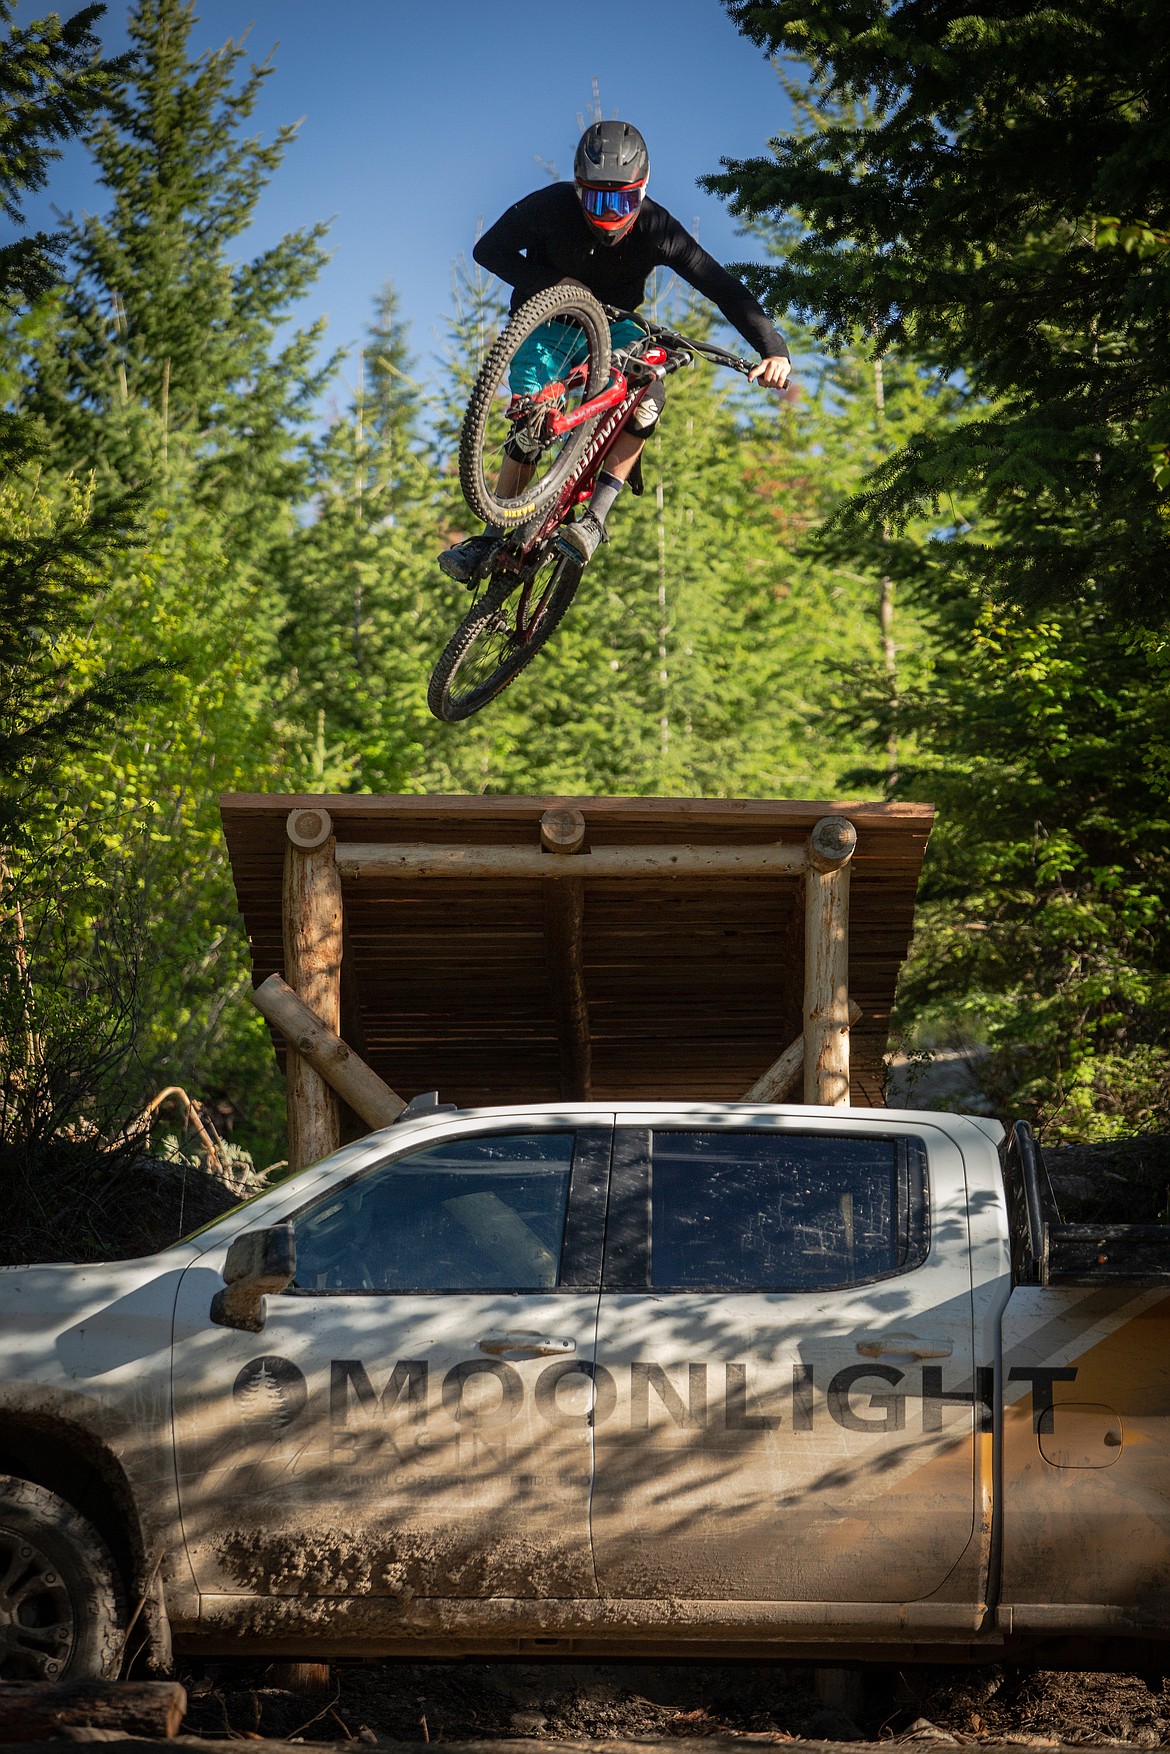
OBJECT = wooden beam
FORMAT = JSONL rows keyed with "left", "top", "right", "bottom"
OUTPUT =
{"left": 803, "top": 816, "right": 857, "bottom": 1107}
{"left": 540, "top": 807, "right": 591, "bottom": 1100}
{"left": 744, "top": 1001, "right": 863, "bottom": 1102}
{"left": 252, "top": 973, "right": 405, "bottom": 1128}
{"left": 283, "top": 809, "right": 343, "bottom": 1168}
{"left": 335, "top": 841, "right": 807, "bottom": 881}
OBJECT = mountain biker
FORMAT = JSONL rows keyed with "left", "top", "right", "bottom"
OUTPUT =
{"left": 439, "top": 120, "right": 791, "bottom": 582}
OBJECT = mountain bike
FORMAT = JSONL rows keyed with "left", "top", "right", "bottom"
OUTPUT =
{"left": 427, "top": 283, "right": 755, "bottom": 723}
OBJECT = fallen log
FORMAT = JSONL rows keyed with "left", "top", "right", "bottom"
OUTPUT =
{"left": 0, "top": 1680, "right": 186, "bottom": 1742}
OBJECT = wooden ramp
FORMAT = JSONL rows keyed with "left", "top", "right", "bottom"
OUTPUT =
{"left": 220, "top": 794, "right": 933, "bottom": 1155}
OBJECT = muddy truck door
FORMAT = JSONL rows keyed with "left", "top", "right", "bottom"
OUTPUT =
{"left": 998, "top": 1121, "right": 1170, "bottom": 1641}
{"left": 589, "top": 1110, "right": 999, "bottom": 1642}
{"left": 171, "top": 1120, "right": 611, "bottom": 1614}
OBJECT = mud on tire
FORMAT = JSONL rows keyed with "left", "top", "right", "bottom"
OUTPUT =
{"left": 0, "top": 1475, "right": 125, "bottom": 1682}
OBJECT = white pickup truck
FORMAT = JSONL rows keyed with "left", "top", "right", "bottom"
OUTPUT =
{"left": 2, "top": 1100, "right": 1167, "bottom": 1683}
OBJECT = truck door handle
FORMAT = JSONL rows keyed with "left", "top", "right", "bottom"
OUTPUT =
{"left": 478, "top": 1333, "right": 577, "bottom": 1358}
{"left": 856, "top": 1333, "right": 953, "bottom": 1359}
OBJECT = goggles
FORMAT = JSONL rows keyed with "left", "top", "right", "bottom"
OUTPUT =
{"left": 577, "top": 180, "right": 646, "bottom": 224}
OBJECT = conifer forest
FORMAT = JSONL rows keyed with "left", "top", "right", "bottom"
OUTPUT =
{"left": 3, "top": 0, "right": 1169, "bottom": 1258}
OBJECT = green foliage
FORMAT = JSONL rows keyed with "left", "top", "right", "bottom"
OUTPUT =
{"left": 706, "top": 2, "right": 1170, "bottom": 624}
{"left": 0, "top": 0, "right": 129, "bottom": 319}
{"left": 0, "top": 463, "right": 156, "bottom": 841}
{"left": 278, "top": 282, "right": 447, "bottom": 795}
{"left": 0, "top": 2, "right": 172, "bottom": 1222}
{"left": 867, "top": 589, "right": 1170, "bottom": 1138}
{"left": 711, "top": 19, "right": 1170, "bottom": 1134}
{"left": 11, "top": 0, "right": 339, "bottom": 1164}
{"left": 25, "top": 0, "right": 336, "bottom": 539}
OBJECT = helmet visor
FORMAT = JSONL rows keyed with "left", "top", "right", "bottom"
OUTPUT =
{"left": 577, "top": 180, "right": 646, "bottom": 224}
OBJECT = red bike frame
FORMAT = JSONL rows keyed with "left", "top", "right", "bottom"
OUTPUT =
{"left": 489, "top": 322, "right": 751, "bottom": 641}
{"left": 496, "top": 344, "right": 671, "bottom": 600}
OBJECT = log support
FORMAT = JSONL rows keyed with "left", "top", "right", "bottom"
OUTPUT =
{"left": 744, "top": 1001, "right": 863, "bottom": 1103}
{"left": 252, "top": 974, "right": 405, "bottom": 1128}
{"left": 267, "top": 803, "right": 863, "bottom": 1128}
{"left": 283, "top": 807, "right": 344, "bottom": 1168}
{"left": 335, "top": 840, "right": 806, "bottom": 881}
{"left": 540, "top": 807, "right": 591, "bottom": 1100}
{"left": 802, "top": 815, "right": 857, "bottom": 1107}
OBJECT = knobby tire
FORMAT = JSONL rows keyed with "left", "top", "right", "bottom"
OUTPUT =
{"left": 459, "top": 284, "right": 611, "bottom": 528}
{"left": 428, "top": 554, "right": 582, "bottom": 722}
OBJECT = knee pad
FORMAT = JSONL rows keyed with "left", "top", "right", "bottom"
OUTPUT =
{"left": 630, "top": 378, "right": 665, "bottom": 434}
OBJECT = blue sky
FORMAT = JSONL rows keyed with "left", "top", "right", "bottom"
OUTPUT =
{"left": 19, "top": 0, "right": 792, "bottom": 404}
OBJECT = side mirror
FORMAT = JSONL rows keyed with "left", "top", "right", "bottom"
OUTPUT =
{"left": 209, "top": 1224, "right": 296, "bottom": 1333}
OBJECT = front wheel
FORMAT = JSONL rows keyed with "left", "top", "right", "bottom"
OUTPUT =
{"left": 460, "top": 283, "right": 611, "bottom": 528}
{"left": 0, "top": 1476, "right": 125, "bottom": 1681}
{"left": 428, "top": 548, "right": 582, "bottom": 722}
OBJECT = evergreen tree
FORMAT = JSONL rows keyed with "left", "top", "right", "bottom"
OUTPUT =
{"left": 706, "top": 33, "right": 1170, "bottom": 1132}
{"left": 26, "top": 0, "right": 335, "bottom": 547}
{"left": 0, "top": 2, "right": 167, "bottom": 1218}
{"left": 0, "top": 0, "right": 145, "bottom": 820}
{"left": 16, "top": 0, "right": 340, "bottom": 1159}
{"left": 872, "top": 592, "right": 1170, "bottom": 1137}
{"left": 279, "top": 282, "right": 443, "bottom": 794}
{"left": 706, "top": 2, "right": 1170, "bottom": 624}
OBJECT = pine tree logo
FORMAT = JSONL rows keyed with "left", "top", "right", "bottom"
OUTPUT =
{"left": 232, "top": 1355, "right": 308, "bottom": 1435}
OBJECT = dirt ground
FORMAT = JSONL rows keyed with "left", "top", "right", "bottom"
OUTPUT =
{"left": 178, "top": 1658, "right": 1170, "bottom": 1746}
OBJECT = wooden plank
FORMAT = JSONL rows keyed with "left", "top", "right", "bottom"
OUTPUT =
{"left": 221, "top": 790, "right": 935, "bottom": 828}
{"left": 546, "top": 880, "right": 592, "bottom": 1090}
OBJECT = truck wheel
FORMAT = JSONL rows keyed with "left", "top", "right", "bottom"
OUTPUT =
{"left": 0, "top": 1475, "right": 124, "bottom": 1681}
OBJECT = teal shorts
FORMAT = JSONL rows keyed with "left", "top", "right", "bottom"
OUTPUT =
{"left": 508, "top": 317, "right": 645, "bottom": 395}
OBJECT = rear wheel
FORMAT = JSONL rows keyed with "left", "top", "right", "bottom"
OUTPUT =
{"left": 0, "top": 1475, "right": 124, "bottom": 1681}
{"left": 460, "top": 283, "right": 611, "bottom": 528}
{"left": 428, "top": 547, "right": 582, "bottom": 722}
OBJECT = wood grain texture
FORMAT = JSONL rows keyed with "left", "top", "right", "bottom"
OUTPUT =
{"left": 252, "top": 974, "right": 404, "bottom": 1127}
{"left": 335, "top": 843, "right": 807, "bottom": 880}
{"left": 745, "top": 1001, "right": 862, "bottom": 1103}
{"left": 543, "top": 878, "right": 591, "bottom": 1100}
{"left": 0, "top": 1681, "right": 186, "bottom": 1740}
{"left": 803, "top": 855, "right": 852, "bottom": 1107}
{"left": 282, "top": 837, "right": 343, "bottom": 1167}
{"left": 222, "top": 794, "right": 934, "bottom": 1110}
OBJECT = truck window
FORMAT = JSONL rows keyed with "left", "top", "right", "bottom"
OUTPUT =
{"left": 648, "top": 1129, "right": 929, "bottom": 1291}
{"left": 289, "top": 1132, "right": 575, "bottom": 1294}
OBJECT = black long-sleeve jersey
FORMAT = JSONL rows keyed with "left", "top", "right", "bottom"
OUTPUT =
{"left": 473, "top": 183, "right": 789, "bottom": 362}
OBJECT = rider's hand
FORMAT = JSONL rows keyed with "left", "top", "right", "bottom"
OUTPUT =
{"left": 749, "top": 355, "right": 792, "bottom": 390}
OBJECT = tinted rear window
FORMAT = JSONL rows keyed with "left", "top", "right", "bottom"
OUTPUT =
{"left": 650, "top": 1129, "right": 928, "bottom": 1291}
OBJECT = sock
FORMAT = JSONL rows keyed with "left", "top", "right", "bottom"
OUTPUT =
{"left": 589, "top": 469, "right": 624, "bottom": 526}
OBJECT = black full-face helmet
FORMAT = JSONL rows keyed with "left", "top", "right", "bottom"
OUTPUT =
{"left": 574, "top": 120, "right": 650, "bottom": 243}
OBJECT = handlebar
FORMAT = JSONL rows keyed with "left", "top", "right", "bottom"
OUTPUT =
{"left": 602, "top": 304, "right": 756, "bottom": 378}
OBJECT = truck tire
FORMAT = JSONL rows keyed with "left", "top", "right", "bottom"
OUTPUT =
{"left": 0, "top": 1475, "right": 124, "bottom": 1682}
